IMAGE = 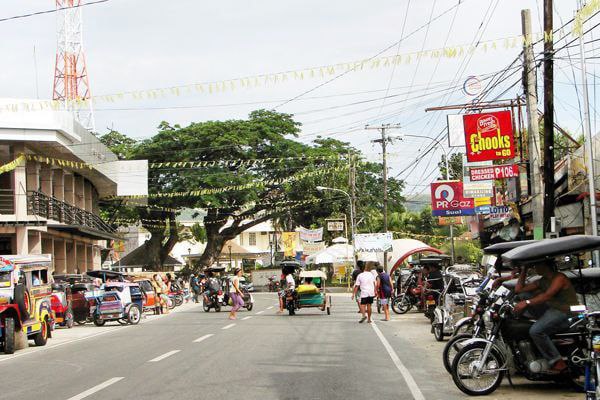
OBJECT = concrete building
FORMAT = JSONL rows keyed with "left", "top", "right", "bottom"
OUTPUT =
{"left": 0, "top": 103, "right": 147, "bottom": 273}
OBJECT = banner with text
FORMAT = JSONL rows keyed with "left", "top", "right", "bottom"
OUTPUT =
{"left": 354, "top": 233, "right": 393, "bottom": 253}
{"left": 469, "top": 164, "right": 519, "bottom": 181}
{"left": 282, "top": 232, "right": 298, "bottom": 257}
{"left": 297, "top": 227, "right": 323, "bottom": 242}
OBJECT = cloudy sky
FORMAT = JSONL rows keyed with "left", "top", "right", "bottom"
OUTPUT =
{"left": 0, "top": 0, "right": 595, "bottom": 198}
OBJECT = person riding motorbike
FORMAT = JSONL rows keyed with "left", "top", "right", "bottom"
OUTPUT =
{"left": 514, "top": 261, "right": 578, "bottom": 373}
{"left": 278, "top": 265, "right": 296, "bottom": 314}
{"left": 203, "top": 271, "right": 221, "bottom": 305}
{"left": 425, "top": 263, "right": 444, "bottom": 300}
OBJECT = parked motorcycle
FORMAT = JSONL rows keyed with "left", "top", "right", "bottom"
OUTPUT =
{"left": 391, "top": 268, "right": 422, "bottom": 314}
{"left": 450, "top": 292, "right": 586, "bottom": 396}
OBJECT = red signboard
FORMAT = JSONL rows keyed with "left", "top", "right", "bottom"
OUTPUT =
{"left": 469, "top": 164, "right": 520, "bottom": 181}
{"left": 463, "top": 111, "right": 515, "bottom": 162}
{"left": 430, "top": 181, "right": 475, "bottom": 217}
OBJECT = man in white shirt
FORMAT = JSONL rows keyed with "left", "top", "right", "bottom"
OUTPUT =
{"left": 352, "top": 263, "right": 376, "bottom": 323}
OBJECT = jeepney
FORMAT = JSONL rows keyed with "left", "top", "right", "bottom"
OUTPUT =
{"left": 0, "top": 255, "right": 54, "bottom": 354}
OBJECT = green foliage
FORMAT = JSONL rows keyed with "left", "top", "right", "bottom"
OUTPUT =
{"left": 441, "top": 240, "right": 482, "bottom": 264}
{"left": 99, "top": 130, "right": 138, "bottom": 160}
{"left": 438, "top": 153, "right": 463, "bottom": 181}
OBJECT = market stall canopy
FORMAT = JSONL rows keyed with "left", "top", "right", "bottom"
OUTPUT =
{"left": 331, "top": 237, "right": 348, "bottom": 244}
{"left": 386, "top": 239, "right": 443, "bottom": 274}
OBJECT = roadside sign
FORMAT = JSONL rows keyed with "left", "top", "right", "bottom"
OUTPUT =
{"left": 438, "top": 216, "right": 464, "bottom": 226}
{"left": 469, "top": 164, "right": 519, "bottom": 181}
{"left": 326, "top": 221, "right": 344, "bottom": 231}
{"left": 447, "top": 114, "right": 465, "bottom": 147}
{"left": 463, "top": 181, "right": 494, "bottom": 199}
{"left": 463, "top": 111, "right": 515, "bottom": 162}
{"left": 430, "top": 181, "right": 475, "bottom": 217}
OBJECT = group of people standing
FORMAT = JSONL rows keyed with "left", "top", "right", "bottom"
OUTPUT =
{"left": 352, "top": 261, "right": 394, "bottom": 323}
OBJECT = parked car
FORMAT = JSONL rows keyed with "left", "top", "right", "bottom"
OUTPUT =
{"left": 0, "top": 255, "right": 54, "bottom": 354}
{"left": 92, "top": 282, "right": 143, "bottom": 326}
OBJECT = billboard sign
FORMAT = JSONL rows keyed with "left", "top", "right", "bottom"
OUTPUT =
{"left": 354, "top": 233, "right": 393, "bottom": 253}
{"left": 430, "top": 181, "right": 475, "bottom": 216}
{"left": 447, "top": 114, "right": 465, "bottom": 147}
{"left": 463, "top": 181, "right": 494, "bottom": 199}
{"left": 469, "top": 164, "right": 520, "bottom": 181}
{"left": 326, "top": 220, "right": 345, "bottom": 231}
{"left": 463, "top": 111, "right": 515, "bottom": 162}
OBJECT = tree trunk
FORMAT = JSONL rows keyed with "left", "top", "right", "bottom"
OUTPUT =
{"left": 140, "top": 212, "right": 179, "bottom": 271}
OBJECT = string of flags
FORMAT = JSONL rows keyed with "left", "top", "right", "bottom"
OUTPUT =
{"left": 109, "top": 165, "right": 348, "bottom": 200}
{"left": 392, "top": 230, "right": 473, "bottom": 242}
{"left": 0, "top": 30, "right": 569, "bottom": 115}
{"left": 149, "top": 155, "right": 342, "bottom": 169}
{"left": 573, "top": 0, "right": 600, "bottom": 37}
{"left": 0, "top": 155, "right": 25, "bottom": 175}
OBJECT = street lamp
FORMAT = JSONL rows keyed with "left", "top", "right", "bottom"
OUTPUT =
{"left": 316, "top": 186, "right": 357, "bottom": 273}
{"left": 399, "top": 134, "right": 455, "bottom": 264}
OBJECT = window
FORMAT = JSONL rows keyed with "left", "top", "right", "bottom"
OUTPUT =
{"left": 249, "top": 232, "right": 256, "bottom": 246}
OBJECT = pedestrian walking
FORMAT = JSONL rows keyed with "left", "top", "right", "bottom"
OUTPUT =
{"left": 352, "top": 262, "right": 376, "bottom": 323}
{"left": 190, "top": 274, "right": 201, "bottom": 303}
{"left": 376, "top": 265, "right": 394, "bottom": 322}
{"left": 351, "top": 261, "right": 364, "bottom": 314}
{"left": 228, "top": 267, "right": 245, "bottom": 320}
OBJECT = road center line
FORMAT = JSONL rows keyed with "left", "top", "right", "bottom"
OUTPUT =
{"left": 193, "top": 334, "right": 214, "bottom": 343}
{"left": 67, "top": 377, "right": 124, "bottom": 400}
{"left": 371, "top": 323, "right": 425, "bottom": 400}
{"left": 222, "top": 323, "right": 236, "bottom": 330}
{"left": 242, "top": 316, "right": 252, "bottom": 321}
{"left": 255, "top": 311, "right": 264, "bottom": 315}
{"left": 148, "top": 350, "right": 180, "bottom": 363}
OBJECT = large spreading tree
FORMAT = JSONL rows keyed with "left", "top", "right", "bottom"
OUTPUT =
{"left": 101, "top": 110, "right": 405, "bottom": 271}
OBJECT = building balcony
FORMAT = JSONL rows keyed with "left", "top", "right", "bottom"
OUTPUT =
{"left": 27, "top": 190, "right": 117, "bottom": 238}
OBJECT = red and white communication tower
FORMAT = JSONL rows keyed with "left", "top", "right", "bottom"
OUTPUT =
{"left": 52, "top": 0, "right": 95, "bottom": 131}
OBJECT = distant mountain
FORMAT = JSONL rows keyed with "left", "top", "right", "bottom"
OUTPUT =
{"left": 404, "top": 194, "right": 430, "bottom": 212}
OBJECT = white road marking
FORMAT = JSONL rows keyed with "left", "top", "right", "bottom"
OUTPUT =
{"left": 148, "top": 350, "right": 180, "bottom": 362}
{"left": 222, "top": 323, "right": 236, "bottom": 330}
{"left": 193, "top": 334, "right": 214, "bottom": 343}
{"left": 242, "top": 316, "right": 252, "bottom": 321}
{"left": 67, "top": 377, "right": 124, "bottom": 400}
{"left": 371, "top": 323, "right": 425, "bottom": 400}
{"left": 0, "top": 302, "right": 202, "bottom": 364}
{"left": 255, "top": 311, "right": 264, "bottom": 315}
{"left": 266, "top": 306, "right": 274, "bottom": 310}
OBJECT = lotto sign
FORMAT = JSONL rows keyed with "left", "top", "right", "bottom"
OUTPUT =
{"left": 469, "top": 164, "right": 520, "bottom": 181}
{"left": 463, "top": 111, "right": 515, "bottom": 162}
{"left": 430, "top": 181, "right": 475, "bottom": 217}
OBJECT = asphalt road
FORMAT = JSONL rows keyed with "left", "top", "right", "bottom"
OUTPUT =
{"left": 0, "top": 294, "right": 579, "bottom": 400}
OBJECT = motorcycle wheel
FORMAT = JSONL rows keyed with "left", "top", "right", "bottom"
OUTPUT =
{"left": 168, "top": 298, "right": 175, "bottom": 310}
{"left": 451, "top": 342, "right": 504, "bottom": 396}
{"left": 93, "top": 315, "right": 106, "bottom": 327}
{"left": 564, "top": 347, "right": 587, "bottom": 392}
{"left": 174, "top": 295, "right": 184, "bottom": 307}
{"left": 433, "top": 322, "right": 445, "bottom": 342}
{"left": 287, "top": 301, "right": 295, "bottom": 316}
{"left": 214, "top": 303, "right": 221, "bottom": 312}
{"left": 443, "top": 333, "right": 473, "bottom": 374}
{"left": 246, "top": 303, "right": 253, "bottom": 311}
{"left": 202, "top": 302, "right": 210, "bottom": 312}
{"left": 392, "top": 295, "right": 411, "bottom": 315}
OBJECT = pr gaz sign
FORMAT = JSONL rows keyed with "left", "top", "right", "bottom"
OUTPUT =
{"left": 430, "top": 181, "right": 475, "bottom": 217}
{"left": 463, "top": 111, "right": 515, "bottom": 162}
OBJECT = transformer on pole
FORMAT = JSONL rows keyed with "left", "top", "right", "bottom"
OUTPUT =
{"left": 52, "top": 0, "right": 95, "bottom": 131}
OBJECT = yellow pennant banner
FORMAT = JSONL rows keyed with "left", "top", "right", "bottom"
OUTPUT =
{"left": 0, "top": 31, "right": 560, "bottom": 114}
{"left": 0, "top": 155, "right": 26, "bottom": 175}
{"left": 573, "top": 0, "right": 600, "bottom": 37}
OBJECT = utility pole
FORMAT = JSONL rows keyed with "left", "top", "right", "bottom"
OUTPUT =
{"left": 543, "top": 0, "right": 555, "bottom": 236}
{"left": 522, "top": 9, "right": 545, "bottom": 240}
{"left": 577, "top": 0, "right": 599, "bottom": 266}
{"left": 367, "top": 123, "right": 401, "bottom": 271}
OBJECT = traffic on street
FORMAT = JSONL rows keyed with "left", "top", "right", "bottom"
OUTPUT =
{"left": 1, "top": 1, "right": 600, "bottom": 399}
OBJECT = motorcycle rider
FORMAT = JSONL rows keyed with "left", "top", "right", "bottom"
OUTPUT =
{"left": 278, "top": 264, "right": 296, "bottom": 313}
{"left": 514, "top": 261, "right": 578, "bottom": 373}
{"left": 203, "top": 270, "right": 221, "bottom": 306}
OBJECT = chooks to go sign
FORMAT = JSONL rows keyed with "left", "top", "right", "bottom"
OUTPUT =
{"left": 463, "top": 111, "right": 515, "bottom": 162}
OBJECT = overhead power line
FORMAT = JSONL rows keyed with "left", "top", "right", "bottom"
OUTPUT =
{"left": 0, "top": 0, "right": 109, "bottom": 23}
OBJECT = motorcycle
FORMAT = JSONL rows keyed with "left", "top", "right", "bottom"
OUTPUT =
{"left": 570, "top": 305, "right": 600, "bottom": 400}
{"left": 202, "top": 290, "right": 224, "bottom": 312}
{"left": 391, "top": 268, "right": 423, "bottom": 314}
{"left": 450, "top": 292, "right": 587, "bottom": 396}
{"left": 268, "top": 276, "right": 280, "bottom": 292}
